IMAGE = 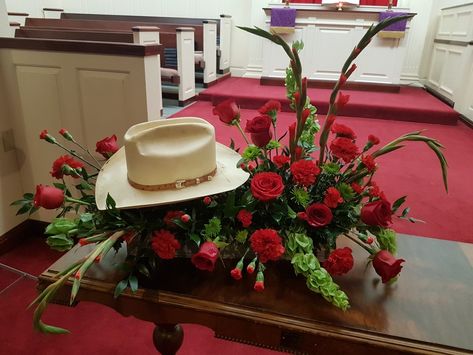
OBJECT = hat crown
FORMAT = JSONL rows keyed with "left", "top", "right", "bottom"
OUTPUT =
{"left": 124, "top": 118, "right": 217, "bottom": 187}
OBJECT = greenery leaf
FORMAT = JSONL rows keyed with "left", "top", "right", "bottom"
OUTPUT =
{"left": 113, "top": 279, "right": 128, "bottom": 299}
{"left": 128, "top": 275, "right": 138, "bottom": 293}
{"left": 392, "top": 196, "right": 407, "bottom": 213}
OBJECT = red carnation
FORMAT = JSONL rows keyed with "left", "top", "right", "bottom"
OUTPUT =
{"left": 191, "top": 241, "right": 219, "bottom": 271}
{"left": 163, "top": 210, "right": 185, "bottom": 228}
{"left": 368, "top": 181, "right": 382, "bottom": 198}
{"left": 212, "top": 99, "right": 240, "bottom": 125}
{"left": 302, "top": 203, "right": 333, "bottom": 228}
{"left": 368, "top": 134, "right": 380, "bottom": 145}
{"left": 361, "top": 155, "right": 376, "bottom": 172}
{"left": 245, "top": 115, "right": 273, "bottom": 148}
{"left": 250, "top": 172, "right": 284, "bottom": 202}
{"left": 258, "top": 100, "right": 281, "bottom": 116}
{"left": 254, "top": 280, "right": 265, "bottom": 292}
{"left": 249, "top": 229, "right": 285, "bottom": 263}
{"left": 33, "top": 185, "right": 64, "bottom": 209}
{"left": 290, "top": 160, "right": 320, "bottom": 187}
{"left": 272, "top": 155, "right": 290, "bottom": 168}
{"left": 323, "top": 247, "right": 354, "bottom": 276}
{"left": 330, "top": 137, "right": 359, "bottom": 163}
{"left": 237, "top": 209, "right": 252, "bottom": 228}
{"left": 50, "top": 155, "right": 84, "bottom": 179}
{"left": 331, "top": 123, "right": 356, "bottom": 139}
{"left": 96, "top": 135, "right": 119, "bottom": 159}
{"left": 39, "top": 129, "right": 49, "bottom": 140}
{"left": 361, "top": 199, "right": 392, "bottom": 227}
{"left": 151, "top": 229, "right": 181, "bottom": 259}
{"left": 372, "top": 250, "right": 405, "bottom": 283}
{"left": 324, "top": 187, "right": 343, "bottom": 208}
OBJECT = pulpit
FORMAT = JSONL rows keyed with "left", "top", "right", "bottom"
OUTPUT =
{"left": 263, "top": 3, "right": 414, "bottom": 86}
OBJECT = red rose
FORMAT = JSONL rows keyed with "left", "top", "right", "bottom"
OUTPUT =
{"left": 249, "top": 229, "right": 285, "bottom": 263}
{"left": 337, "top": 92, "right": 350, "bottom": 108}
{"left": 272, "top": 155, "right": 290, "bottom": 168}
{"left": 324, "top": 187, "right": 343, "bottom": 208}
{"left": 245, "top": 115, "right": 273, "bottom": 148}
{"left": 258, "top": 100, "right": 281, "bottom": 115}
{"left": 150, "top": 229, "right": 181, "bottom": 259}
{"left": 330, "top": 137, "right": 359, "bottom": 163}
{"left": 96, "top": 135, "right": 119, "bottom": 159}
{"left": 250, "top": 172, "right": 284, "bottom": 202}
{"left": 212, "top": 99, "right": 239, "bottom": 124}
{"left": 331, "top": 123, "right": 356, "bottom": 139}
{"left": 230, "top": 268, "right": 243, "bottom": 280}
{"left": 163, "top": 210, "right": 185, "bottom": 228}
{"left": 368, "top": 134, "right": 380, "bottom": 145}
{"left": 237, "top": 209, "right": 252, "bottom": 228}
{"left": 191, "top": 241, "right": 219, "bottom": 271}
{"left": 303, "top": 203, "right": 333, "bottom": 228}
{"left": 290, "top": 160, "right": 320, "bottom": 187}
{"left": 361, "top": 199, "right": 392, "bottom": 227}
{"left": 33, "top": 185, "right": 64, "bottom": 209}
{"left": 351, "top": 182, "right": 364, "bottom": 194}
{"left": 323, "top": 247, "right": 354, "bottom": 276}
{"left": 372, "top": 250, "right": 405, "bottom": 283}
{"left": 50, "top": 155, "right": 84, "bottom": 179}
{"left": 361, "top": 155, "right": 376, "bottom": 172}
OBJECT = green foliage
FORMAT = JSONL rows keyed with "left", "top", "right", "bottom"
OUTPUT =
{"left": 202, "top": 217, "right": 222, "bottom": 239}
{"left": 242, "top": 146, "right": 261, "bottom": 161}
{"left": 291, "top": 187, "right": 310, "bottom": 208}
{"left": 46, "top": 234, "right": 74, "bottom": 251}
{"left": 266, "top": 140, "right": 281, "bottom": 150}
{"left": 235, "top": 230, "right": 249, "bottom": 244}
{"left": 338, "top": 183, "right": 355, "bottom": 201}
{"left": 376, "top": 228, "right": 397, "bottom": 255}
{"left": 45, "top": 218, "right": 77, "bottom": 235}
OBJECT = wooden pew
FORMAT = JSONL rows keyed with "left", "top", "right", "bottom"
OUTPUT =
{"left": 24, "top": 17, "right": 217, "bottom": 85}
{"left": 14, "top": 26, "right": 196, "bottom": 105}
{"left": 60, "top": 12, "right": 232, "bottom": 74}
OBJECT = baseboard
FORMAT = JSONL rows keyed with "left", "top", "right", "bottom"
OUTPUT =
{"left": 0, "top": 219, "right": 48, "bottom": 255}
{"left": 178, "top": 96, "right": 197, "bottom": 107}
{"left": 260, "top": 76, "right": 401, "bottom": 93}
{"left": 203, "top": 72, "right": 231, "bottom": 88}
{"left": 459, "top": 114, "right": 473, "bottom": 129}
{"left": 424, "top": 85, "right": 455, "bottom": 108}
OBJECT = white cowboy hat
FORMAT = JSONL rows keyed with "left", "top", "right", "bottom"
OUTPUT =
{"left": 95, "top": 117, "right": 249, "bottom": 210}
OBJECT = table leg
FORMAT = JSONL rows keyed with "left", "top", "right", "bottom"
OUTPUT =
{"left": 153, "top": 323, "right": 184, "bottom": 355}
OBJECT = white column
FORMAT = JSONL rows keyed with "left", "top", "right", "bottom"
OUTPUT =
{"left": 203, "top": 20, "right": 217, "bottom": 85}
{"left": 218, "top": 14, "right": 232, "bottom": 73}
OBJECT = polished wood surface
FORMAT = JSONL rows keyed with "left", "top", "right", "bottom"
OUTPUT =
{"left": 0, "top": 37, "right": 161, "bottom": 57}
{"left": 39, "top": 235, "right": 473, "bottom": 354}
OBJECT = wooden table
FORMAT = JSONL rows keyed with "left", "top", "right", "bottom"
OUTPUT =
{"left": 38, "top": 235, "right": 473, "bottom": 354}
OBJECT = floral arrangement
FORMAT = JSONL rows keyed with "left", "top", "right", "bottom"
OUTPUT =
{"left": 12, "top": 14, "right": 448, "bottom": 334}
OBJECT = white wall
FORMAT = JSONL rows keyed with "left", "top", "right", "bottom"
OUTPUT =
{"left": 0, "top": 51, "right": 26, "bottom": 235}
{"left": 0, "top": 0, "right": 9, "bottom": 36}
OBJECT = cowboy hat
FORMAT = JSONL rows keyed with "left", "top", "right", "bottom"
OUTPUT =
{"left": 95, "top": 117, "right": 249, "bottom": 210}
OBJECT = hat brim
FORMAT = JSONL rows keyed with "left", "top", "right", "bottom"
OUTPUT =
{"left": 95, "top": 142, "right": 249, "bottom": 210}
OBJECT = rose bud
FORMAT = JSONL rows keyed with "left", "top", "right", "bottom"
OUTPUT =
{"left": 59, "top": 128, "right": 74, "bottom": 141}
{"left": 33, "top": 185, "right": 64, "bottom": 209}
{"left": 96, "top": 135, "right": 119, "bottom": 159}
{"left": 191, "top": 241, "right": 219, "bottom": 271}
{"left": 180, "top": 214, "right": 191, "bottom": 223}
{"left": 254, "top": 269, "right": 265, "bottom": 292}
{"left": 230, "top": 268, "right": 242, "bottom": 280}
{"left": 212, "top": 99, "right": 240, "bottom": 125}
{"left": 203, "top": 196, "right": 212, "bottom": 205}
{"left": 372, "top": 250, "right": 405, "bottom": 283}
{"left": 246, "top": 259, "right": 256, "bottom": 274}
{"left": 366, "top": 236, "right": 374, "bottom": 244}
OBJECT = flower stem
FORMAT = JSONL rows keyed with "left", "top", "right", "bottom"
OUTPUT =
{"left": 344, "top": 233, "right": 374, "bottom": 255}
{"left": 65, "top": 196, "right": 91, "bottom": 206}
{"left": 72, "top": 140, "right": 102, "bottom": 169}
{"left": 235, "top": 121, "right": 251, "bottom": 146}
{"left": 53, "top": 141, "right": 101, "bottom": 171}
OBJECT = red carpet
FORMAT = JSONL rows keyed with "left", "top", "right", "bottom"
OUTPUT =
{"left": 172, "top": 101, "right": 473, "bottom": 244}
{"left": 200, "top": 77, "right": 459, "bottom": 125}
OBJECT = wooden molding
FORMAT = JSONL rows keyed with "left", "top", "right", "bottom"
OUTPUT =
{"left": 260, "top": 76, "right": 401, "bottom": 93}
{"left": 7, "top": 12, "right": 29, "bottom": 17}
{"left": 9, "top": 22, "right": 21, "bottom": 27}
{"left": 0, "top": 37, "right": 161, "bottom": 57}
{"left": 131, "top": 26, "right": 160, "bottom": 32}
{"left": 434, "top": 38, "right": 472, "bottom": 47}
{"left": 42, "top": 8, "right": 64, "bottom": 12}
{"left": 0, "top": 220, "right": 47, "bottom": 255}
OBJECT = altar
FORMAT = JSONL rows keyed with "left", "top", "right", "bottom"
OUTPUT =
{"left": 262, "top": 3, "right": 414, "bottom": 86}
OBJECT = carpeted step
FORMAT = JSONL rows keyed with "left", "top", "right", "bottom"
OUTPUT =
{"left": 198, "top": 77, "right": 459, "bottom": 125}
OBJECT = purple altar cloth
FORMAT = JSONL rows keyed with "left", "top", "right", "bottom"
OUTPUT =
{"left": 270, "top": 8, "right": 296, "bottom": 28}
{"left": 379, "top": 12, "right": 408, "bottom": 32}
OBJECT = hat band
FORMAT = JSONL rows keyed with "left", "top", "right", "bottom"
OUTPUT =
{"left": 127, "top": 168, "right": 217, "bottom": 191}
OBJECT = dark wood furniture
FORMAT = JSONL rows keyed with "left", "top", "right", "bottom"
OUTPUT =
{"left": 38, "top": 235, "right": 473, "bottom": 354}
